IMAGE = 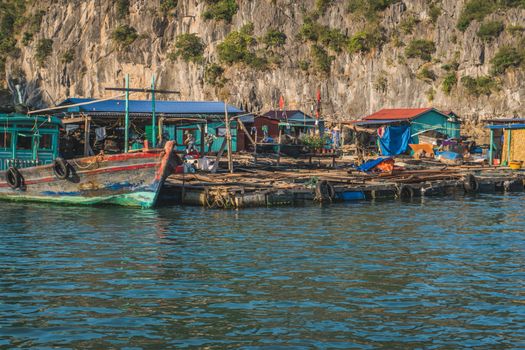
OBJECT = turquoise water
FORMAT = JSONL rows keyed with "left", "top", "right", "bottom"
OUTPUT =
{"left": 0, "top": 195, "right": 524, "bottom": 349}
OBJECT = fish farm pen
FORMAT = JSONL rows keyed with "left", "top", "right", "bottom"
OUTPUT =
{"left": 160, "top": 155, "right": 525, "bottom": 209}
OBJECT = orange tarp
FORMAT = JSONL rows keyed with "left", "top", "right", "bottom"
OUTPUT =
{"left": 409, "top": 143, "right": 435, "bottom": 156}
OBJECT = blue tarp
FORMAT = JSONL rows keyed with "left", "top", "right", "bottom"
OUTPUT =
{"left": 356, "top": 157, "right": 391, "bottom": 172}
{"left": 379, "top": 125, "right": 411, "bottom": 156}
{"left": 435, "top": 151, "right": 462, "bottom": 161}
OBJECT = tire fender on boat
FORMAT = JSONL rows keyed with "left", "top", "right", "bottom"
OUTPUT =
{"left": 315, "top": 180, "right": 336, "bottom": 202}
{"left": 5, "top": 167, "right": 23, "bottom": 189}
{"left": 463, "top": 174, "right": 479, "bottom": 193}
{"left": 397, "top": 184, "right": 414, "bottom": 199}
{"left": 53, "top": 158, "right": 70, "bottom": 180}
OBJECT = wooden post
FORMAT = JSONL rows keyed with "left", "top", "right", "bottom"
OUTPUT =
{"left": 151, "top": 74, "right": 157, "bottom": 148}
{"left": 225, "top": 101, "right": 233, "bottom": 173}
{"left": 84, "top": 116, "right": 91, "bottom": 156}
{"left": 158, "top": 117, "right": 163, "bottom": 142}
{"left": 124, "top": 74, "right": 130, "bottom": 153}
{"left": 277, "top": 127, "right": 282, "bottom": 166}
{"left": 200, "top": 124, "right": 205, "bottom": 155}
{"left": 254, "top": 128, "right": 258, "bottom": 165}
{"left": 505, "top": 128, "right": 512, "bottom": 166}
{"left": 489, "top": 128, "right": 494, "bottom": 166}
{"left": 237, "top": 119, "right": 255, "bottom": 146}
{"left": 211, "top": 137, "right": 228, "bottom": 173}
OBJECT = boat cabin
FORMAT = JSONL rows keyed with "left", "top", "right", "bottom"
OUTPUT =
{"left": 0, "top": 113, "right": 61, "bottom": 170}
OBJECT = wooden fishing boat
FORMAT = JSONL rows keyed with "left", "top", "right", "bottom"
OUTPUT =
{"left": 0, "top": 113, "right": 180, "bottom": 208}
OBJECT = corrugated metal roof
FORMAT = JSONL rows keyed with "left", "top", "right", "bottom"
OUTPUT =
{"left": 486, "top": 124, "right": 525, "bottom": 130}
{"left": 261, "top": 110, "right": 315, "bottom": 121}
{"left": 0, "top": 113, "right": 62, "bottom": 125}
{"left": 58, "top": 98, "right": 243, "bottom": 115}
{"left": 484, "top": 118, "right": 525, "bottom": 124}
{"left": 363, "top": 108, "right": 433, "bottom": 120}
{"left": 352, "top": 119, "right": 407, "bottom": 126}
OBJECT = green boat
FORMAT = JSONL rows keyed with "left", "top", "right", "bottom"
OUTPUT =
{"left": 0, "top": 112, "right": 180, "bottom": 208}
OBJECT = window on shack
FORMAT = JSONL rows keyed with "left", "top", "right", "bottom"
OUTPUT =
{"left": 216, "top": 127, "right": 234, "bottom": 137}
{"left": 16, "top": 134, "right": 33, "bottom": 150}
{"left": 38, "top": 134, "right": 53, "bottom": 150}
{"left": 0, "top": 132, "right": 12, "bottom": 149}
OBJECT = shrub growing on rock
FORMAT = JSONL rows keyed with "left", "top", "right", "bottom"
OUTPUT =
{"left": 347, "top": 25, "right": 384, "bottom": 54}
{"left": 116, "top": 0, "right": 130, "bottom": 19}
{"left": 347, "top": 0, "right": 400, "bottom": 20}
{"left": 490, "top": 46, "right": 523, "bottom": 75}
{"left": 405, "top": 39, "right": 436, "bottom": 61}
{"left": 457, "top": 0, "right": 495, "bottom": 31}
{"left": 477, "top": 21, "right": 504, "bottom": 42}
{"left": 170, "top": 33, "right": 205, "bottom": 63}
{"left": 263, "top": 29, "right": 287, "bottom": 48}
{"left": 205, "top": 63, "right": 226, "bottom": 87}
{"left": 160, "top": 0, "right": 177, "bottom": 13}
{"left": 441, "top": 72, "right": 457, "bottom": 95}
{"left": 203, "top": 0, "right": 238, "bottom": 23}
{"left": 461, "top": 75, "right": 498, "bottom": 96}
{"left": 35, "top": 38, "right": 53, "bottom": 65}
{"left": 111, "top": 25, "right": 138, "bottom": 47}
{"left": 217, "top": 24, "right": 255, "bottom": 64}
{"left": 311, "top": 44, "right": 334, "bottom": 73}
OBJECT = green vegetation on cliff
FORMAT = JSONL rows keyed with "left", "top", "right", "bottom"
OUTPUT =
{"left": 347, "top": 0, "right": 400, "bottom": 20}
{"left": 262, "top": 29, "right": 287, "bottom": 48}
{"left": 477, "top": 21, "right": 504, "bottom": 42}
{"left": 441, "top": 72, "right": 457, "bottom": 95}
{"left": 490, "top": 46, "right": 524, "bottom": 75}
{"left": 0, "top": 1, "right": 26, "bottom": 82}
{"left": 35, "top": 38, "right": 53, "bottom": 65}
{"left": 111, "top": 25, "right": 138, "bottom": 47}
{"left": 115, "top": 0, "right": 130, "bottom": 19}
{"left": 457, "top": 0, "right": 525, "bottom": 32}
{"left": 405, "top": 39, "right": 436, "bottom": 61}
{"left": 205, "top": 63, "right": 227, "bottom": 87}
{"left": 204, "top": 0, "right": 238, "bottom": 23}
{"left": 461, "top": 75, "right": 498, "bottom": 96}
{"left": 217, "top": 23, "right": 268, "bottom": 70}
{"left": 170, "top": 34, "right": 205, "bottom": 63}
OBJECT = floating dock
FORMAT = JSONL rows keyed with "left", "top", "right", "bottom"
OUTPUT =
{"left": 160, "top": 156, "right": 525, "bottom": 209}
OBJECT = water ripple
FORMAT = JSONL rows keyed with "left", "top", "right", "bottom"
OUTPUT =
{"left": 0, "top": 195, "right": 524, "bottom": 348}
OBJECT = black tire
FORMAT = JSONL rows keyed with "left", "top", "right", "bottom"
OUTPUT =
{"left": 463, "top": 174, "right": 479, "bottom": 193}
{"left": 5, "top": 167, "right": 23, "bottom": 189}
{"left": 397, "top": 184, "right": 414, "bottom": 199}
{"left": 316, "top": 180, "right": 336, "bottom": 202}
{"left": 53, "top": 158, "right": 70, "bottom": 180}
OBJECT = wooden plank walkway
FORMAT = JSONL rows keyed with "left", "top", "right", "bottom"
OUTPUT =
{"left": 159, "top": 156, "right": 525, "bottom": 209}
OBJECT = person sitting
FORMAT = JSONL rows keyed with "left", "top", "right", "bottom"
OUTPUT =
{"left": 184, "top": 131, "right": 196, "bottom": 154}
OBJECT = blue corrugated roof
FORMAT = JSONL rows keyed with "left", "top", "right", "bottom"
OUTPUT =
{"left": 58, "top": 98, "right": 243, "bottom": 115}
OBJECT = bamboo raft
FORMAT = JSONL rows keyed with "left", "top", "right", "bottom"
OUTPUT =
{"left": 160, "top": 155, "right": 525, "bottom": 209}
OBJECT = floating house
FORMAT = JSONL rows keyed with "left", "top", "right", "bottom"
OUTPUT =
{"left": 354, "top": 108, "right": 461, "bottom": 155}
{"left": 237, "top": 110, "right": 316, "bottom": 151}
{"left": 256, "top": 110, "right": 316, "bottom": 136}
{"left": 485, "top": 119, "right": 525, "bottom": 166}
{"left": 58, "top": 98, "right": 243, "bottom": 154}
{"left": 0, "top": 113, "right": 61, "bottom": 170}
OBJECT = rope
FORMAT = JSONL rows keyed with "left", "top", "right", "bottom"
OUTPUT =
{"left": 71, "top": 153, "right": 105, "bottom": 170}
{"left": 205, "top": 186, "right": 236, "bottom": 209}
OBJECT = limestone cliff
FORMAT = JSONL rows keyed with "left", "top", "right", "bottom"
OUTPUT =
{"left": 1, "top": 0, "right": 524, "bottom": 131}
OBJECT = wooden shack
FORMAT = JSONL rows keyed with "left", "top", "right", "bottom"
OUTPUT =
{"left": 486, "top": 121, "right": 525, "bottom": 166}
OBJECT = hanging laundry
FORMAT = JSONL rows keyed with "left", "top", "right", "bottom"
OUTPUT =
{"left": 95, "top": 127, "right": 107, "bottom": 141}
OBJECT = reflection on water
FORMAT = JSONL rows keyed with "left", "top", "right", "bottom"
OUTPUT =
{"left": 0, "top": 195, "right": 524, "bottom": 348}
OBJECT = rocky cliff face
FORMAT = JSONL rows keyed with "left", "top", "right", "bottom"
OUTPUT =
{"left": 2, "top": 0, "right": 525, "bottom": 131}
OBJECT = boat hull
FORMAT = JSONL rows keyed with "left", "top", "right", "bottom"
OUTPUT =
{"left": 0, "top": 141, "right": 179, "bottom": 208}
